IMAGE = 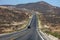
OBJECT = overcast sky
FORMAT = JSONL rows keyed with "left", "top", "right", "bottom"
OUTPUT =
{"left": 0, "top": 0, "right": 60, "bottom": 7}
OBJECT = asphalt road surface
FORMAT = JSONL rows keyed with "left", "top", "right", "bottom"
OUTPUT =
{"left": 14, "top": 14, "right": 43, "bottom": 40}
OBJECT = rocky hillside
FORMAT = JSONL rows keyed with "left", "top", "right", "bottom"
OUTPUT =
{"left": 0, "top": 7, "right": 29, "bottom": 24}
{"left": 16, "top": 1, "right": 60, "bottom": 25}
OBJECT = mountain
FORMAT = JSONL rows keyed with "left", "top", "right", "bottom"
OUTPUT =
{"left": 0, "top": 1, "right": 60, "bottom": 24}
{"left": 16, "top": 1, "right": 60, "bottom": 14}
{"left": 16, "top": 1, "right": 60, "bottom": 24}
{"left": 1, "top": 1, "right": 60, "bottom": 15}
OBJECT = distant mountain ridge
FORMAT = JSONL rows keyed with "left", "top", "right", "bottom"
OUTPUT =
{"left": 1, "top": 1, "right": 60, "bottom": 14}
{"left": 15, "top": 1, "right": 60, "bottom": 14}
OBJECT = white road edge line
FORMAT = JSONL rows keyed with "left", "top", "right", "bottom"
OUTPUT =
{"left": 37, "top": 29, "right": 44, "bottom": 40}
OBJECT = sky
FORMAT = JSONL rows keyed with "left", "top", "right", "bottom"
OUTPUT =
{"left": 0, "top": 0, "right": 60, "bottom": 7}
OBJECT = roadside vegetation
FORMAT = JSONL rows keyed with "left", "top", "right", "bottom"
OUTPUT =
{"left": 37, "top": 13, "right": 60, "bottom": 39}
{"left": 41, "top": 28, "right": 60, "bottom": 39}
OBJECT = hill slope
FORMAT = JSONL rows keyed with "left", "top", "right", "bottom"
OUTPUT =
{"left": 0, "top": 7, "right": 29, "bottom": 24}
{"left": 15, "top": 1, "right": 60, "bottom": 24}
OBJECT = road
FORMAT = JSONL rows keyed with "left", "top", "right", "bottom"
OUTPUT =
{"left": 0, "top": 14, "right": 45, "bottom": 40}
{"left": 14, "top": 14, "right": 43, "bottom": 40}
